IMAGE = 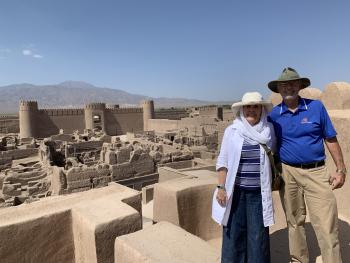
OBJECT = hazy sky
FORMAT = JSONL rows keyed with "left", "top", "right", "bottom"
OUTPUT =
{"left": 0, "top": 0, "right": 349, "bottom": 101}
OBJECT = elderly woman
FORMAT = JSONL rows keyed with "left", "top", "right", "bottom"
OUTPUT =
{"left": 212, "top": 92, "right": 276, "bottom": 263}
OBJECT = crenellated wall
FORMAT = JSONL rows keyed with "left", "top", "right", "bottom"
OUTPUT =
{"left": 16, "top": 101, "right": 145, "bottom": 138}
{"left": 154, "top": 108, "right": 189, "bottom": 120}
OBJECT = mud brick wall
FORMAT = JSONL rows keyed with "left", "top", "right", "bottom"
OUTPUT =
{"left": 154, "top": 108, "right": 189, "bottom": 120}
{"left": 65, "top": 165, "right": 111, "bottom": 193}
{"left": 0, "top": 148, "right": 38, "bottom": 160}
{"left": 0, "top": 116, "right": 19, "bottom": 133}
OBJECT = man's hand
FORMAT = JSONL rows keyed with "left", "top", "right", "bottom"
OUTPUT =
{"left": 216, "top": 188, "right": 227, "bottom": 207}
{"left": 329, "top": 171, "right": 346, "bottom": 190}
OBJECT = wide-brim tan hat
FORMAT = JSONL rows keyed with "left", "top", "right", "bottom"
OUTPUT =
{"left": 268, "top": 67, "right": 311, "bottom": 93}
{"left": 231, "top": 92, "right": 273, "bottom": 117}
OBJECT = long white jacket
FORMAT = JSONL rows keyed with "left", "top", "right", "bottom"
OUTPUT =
{"left": 212, "top": 123, "right": 276, "bottom": 227}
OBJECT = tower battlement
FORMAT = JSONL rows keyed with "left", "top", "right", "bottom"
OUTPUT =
{"left": 19, "top": 101, "right": 38, "bottom": 111}
{"left": 85, "top": 103, "right": 106, "bottom": 110}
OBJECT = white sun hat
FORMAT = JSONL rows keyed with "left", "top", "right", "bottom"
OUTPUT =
{"left": 231, "top": 92, "right": 273, "bottom": 117}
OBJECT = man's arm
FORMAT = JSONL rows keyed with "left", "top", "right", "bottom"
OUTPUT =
{"left": 324, "top": 137, "right": 346, "bottom": 189}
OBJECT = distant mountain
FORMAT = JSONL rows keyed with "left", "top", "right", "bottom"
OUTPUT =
{"left": 0, "top": 81, "right": 232, "bottom": 113}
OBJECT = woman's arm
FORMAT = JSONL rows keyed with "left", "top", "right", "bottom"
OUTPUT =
{"left": 216, "top": 127, "right": 230, "bottom": 207}
{"left": 216, "top": 167, "right": 228, "bottom": 207}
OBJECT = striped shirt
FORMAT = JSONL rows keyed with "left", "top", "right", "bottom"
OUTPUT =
{"left": 235, "top": 140, "right": 261, "bottom": 190}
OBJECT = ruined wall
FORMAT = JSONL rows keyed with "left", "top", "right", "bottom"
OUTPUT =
{"left": 17, "top": 101, "right": 144, "bottom": 138}
{"left": 147, "top": 119, "right": 179, "bottom": 133}
{"left": 222, "top": 108, "right": 234, "bottom": 122}
{"left": 64, "top": 165, "right": 111, "bottom": 194}
{"left": 106, "top": 108, "right": 143, "bottom": 135}
{"left": 37, "top": 109, "right": 86, "bottom": 137}
{"left": 0, "top": 148, "right": 38, "bottom": 160}
{"left": 198, "top": 105, "right": 223, "bottom": 120}
{"left": 154, "top": 108, "right": 189, "bottom": 120}
{"left": 0, "top": 116, "right": 19, "bottom": 134}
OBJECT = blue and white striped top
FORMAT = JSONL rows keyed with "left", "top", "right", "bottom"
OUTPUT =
{"left": 235, "top": 140, "right": 261, "bottom": 190}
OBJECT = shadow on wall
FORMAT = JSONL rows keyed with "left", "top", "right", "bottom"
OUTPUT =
{"left": 270, "top": 219, "right": 350, "bottom": 263}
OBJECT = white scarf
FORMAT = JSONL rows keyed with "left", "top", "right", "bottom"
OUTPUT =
{"left": 233, "top": 107, "right": 271, "bottom": 145}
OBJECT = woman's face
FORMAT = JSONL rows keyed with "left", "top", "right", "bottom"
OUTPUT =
{"left": 243, "top": 104, "right": 262, "bottom": 126}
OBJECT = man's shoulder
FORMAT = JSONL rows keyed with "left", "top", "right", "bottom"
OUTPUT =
{"left": 269, "top": 104, "right": 282, "bottom": 121}
{"left": 302, "top": 98, "right": 325, "bottom": 110}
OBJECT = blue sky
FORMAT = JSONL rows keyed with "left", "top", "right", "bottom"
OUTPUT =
{"left": 0, "top": 0, "right": 350, "bottom": 101}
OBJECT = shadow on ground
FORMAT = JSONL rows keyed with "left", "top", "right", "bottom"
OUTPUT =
{"left": 270, "top": 219, "right": 350, "bottom": 263}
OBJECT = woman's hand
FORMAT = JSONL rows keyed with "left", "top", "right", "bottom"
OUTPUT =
{"left": 216, "top": 188, "right": 227, "bottom": 207}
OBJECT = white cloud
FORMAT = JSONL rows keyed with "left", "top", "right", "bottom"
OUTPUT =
{"left": 33, "top": 54, "right": 43, "bottom": 59}
{"left": 22, "top": 48, "right": 44, "bottom": 59}
{"left": 22, "top": 49, "right": 33, "bottom": 56}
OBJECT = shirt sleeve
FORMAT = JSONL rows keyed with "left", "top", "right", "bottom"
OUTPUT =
{"left": 320, "top": 102, "right": 337, "bottom": 139}
{"left": 216, "top": 127, "right": 229, "bottom": 171}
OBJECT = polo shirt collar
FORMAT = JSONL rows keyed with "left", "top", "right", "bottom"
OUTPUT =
{"left": 279, "top": 97, "right": 308, "bottom": 115}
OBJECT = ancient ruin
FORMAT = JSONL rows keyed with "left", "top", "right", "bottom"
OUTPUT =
{"left": 0, "top": 83, "right": 349, "bottom": 262}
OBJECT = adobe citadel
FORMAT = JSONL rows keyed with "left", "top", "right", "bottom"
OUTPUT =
{"left": 0, "top": 82, "right": 349, "bottom": 262}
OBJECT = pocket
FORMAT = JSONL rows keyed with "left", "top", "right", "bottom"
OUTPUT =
{"left": 310, "top": 165, "right": 330, "bottom": 185}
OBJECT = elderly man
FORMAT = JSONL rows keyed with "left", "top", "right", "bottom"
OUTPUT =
{"left": 267, "top": 67, "right": 346, "bottom": 263}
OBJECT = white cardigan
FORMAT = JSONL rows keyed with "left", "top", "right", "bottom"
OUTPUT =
{"left": 212, "top": 123, "right": 276, "bottom": 227}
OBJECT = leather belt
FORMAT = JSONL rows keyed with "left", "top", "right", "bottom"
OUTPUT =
{"left": 287, "top": 160, "right": 325, "bottom": 169}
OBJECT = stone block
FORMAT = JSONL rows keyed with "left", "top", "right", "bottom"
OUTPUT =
{"left": 321, "top": 82, "right": 350, "bottom": 110}
{"left": 153, "top": 170, "right": 221, "bottom": 241}
{"left": 115, "top": 221, "right": 220, "bottom": 263}
{"left": 0, "top": 183, "right": 142, "bottom": 263}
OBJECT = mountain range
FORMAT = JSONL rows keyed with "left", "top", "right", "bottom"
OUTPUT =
{"left": 0, "top": 81, "right": 231, "bottom": 114}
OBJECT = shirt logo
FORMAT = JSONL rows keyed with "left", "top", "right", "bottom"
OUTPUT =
{"left": 301, "top": 117, "right": 312, "bottom": 124}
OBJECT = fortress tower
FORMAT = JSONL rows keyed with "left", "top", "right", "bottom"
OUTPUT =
{"left": 84, "top": 103, "right": 106, "bottom": 132}
{"left": 19, "top": 101, "right": 38, "bottom": 138}
{"left": 142, "top": 100, "right": 155, "bottom": 131}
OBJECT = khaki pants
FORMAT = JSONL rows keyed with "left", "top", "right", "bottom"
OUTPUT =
{"left": 280, "top": 163, "right": 341, "bottom": 263}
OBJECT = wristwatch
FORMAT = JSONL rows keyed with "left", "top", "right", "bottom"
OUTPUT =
{"left": 217, "top": 184, "right": 226, "bottom": 191}
{"left": 336, "top": 168, "right": 347, "bottom": 175}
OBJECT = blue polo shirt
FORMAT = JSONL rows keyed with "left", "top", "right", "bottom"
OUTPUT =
{"left": 268, "top": 98, "right": 337, "bottom": 164}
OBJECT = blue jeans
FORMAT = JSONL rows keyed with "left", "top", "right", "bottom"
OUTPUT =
{"left": 221, "top": 187, "right": 270, "bottom": 263}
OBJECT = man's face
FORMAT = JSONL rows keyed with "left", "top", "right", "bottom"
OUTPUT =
{"left": 277, "top": 80, "right": 301, "bottom": 101}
